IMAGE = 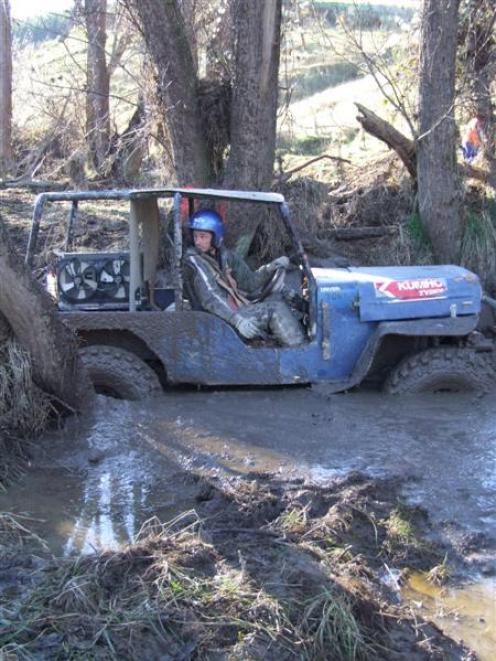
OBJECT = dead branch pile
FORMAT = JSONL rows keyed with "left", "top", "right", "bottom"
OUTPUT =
{"left": 254, "top": 177, "right": 332, "bottom": 260}
{"left": 259, "top": 155, "right": 416, "bottom": 265}
{"left": 325, "top": 154, "right": 414, "bottom": 230}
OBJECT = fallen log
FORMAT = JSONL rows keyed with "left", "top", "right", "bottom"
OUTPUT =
{"left": 0, "top": 179, "right": 66, "bottom": 191}
{"left": 0, "top": 213, "right": 93, "bottom": 413}
{"left": 330, "top": 225, "right": 398, "bottom": 240}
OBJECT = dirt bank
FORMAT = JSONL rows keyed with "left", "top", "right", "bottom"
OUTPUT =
{"left": 0, "top": 472, "right": 473, "bottom": 659}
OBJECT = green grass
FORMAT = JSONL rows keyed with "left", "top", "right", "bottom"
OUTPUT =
{"left": 289, "top": 62, "right": 361, "bottom": 101}
{"left": 277, "top": 135, "right": 332, "bottom": 155}
{"left": 386, "top": 504, "right": 419, "bottom": 546}
{"left": 406, "top": 211, "right": 430, "bottom": 247}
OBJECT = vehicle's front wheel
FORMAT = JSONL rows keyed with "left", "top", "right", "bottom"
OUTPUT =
{"left": 383, "top": 346, "right": 494, "bottom": 394}
{"left": 79, "top": 345, "right": 162, "bottom": 400}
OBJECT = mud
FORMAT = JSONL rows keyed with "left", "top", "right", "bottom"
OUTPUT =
{"left": 3, "top": 389, "right": 496, "bottom": 557}
{"left": 1, "top": 388, "right": 495, "bottom": 657}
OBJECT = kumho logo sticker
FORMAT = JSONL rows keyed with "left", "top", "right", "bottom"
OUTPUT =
{"left": 374, "top": 278, "right": 448, "bottom": 301}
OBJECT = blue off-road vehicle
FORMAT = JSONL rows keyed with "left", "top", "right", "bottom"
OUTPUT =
{"left": 26, "top": 187, "right": 493, "bottom": 398}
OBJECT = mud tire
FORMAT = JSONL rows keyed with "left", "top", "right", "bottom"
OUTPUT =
{"left": 79, "top": 345, "right": 162, "bottom": 400}
{"left": 383, "top": 346, "right": 494, "bottom": 394}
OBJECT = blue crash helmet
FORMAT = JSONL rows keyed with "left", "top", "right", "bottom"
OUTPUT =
{"left": 189, "top": 209, "right": 224, "bottom": 248}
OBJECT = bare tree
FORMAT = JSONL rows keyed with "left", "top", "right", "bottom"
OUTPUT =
{"left": 0, "top": 0, "right": 12, "bottom": 176}
{"left": 85, "top": 0, "right": 111, "bottom": 173}
{"left": 417, "top": 0, "right": 463, "bottom": 262}
{"left": 128, "top": 0, "right": 212, "bottom": 185}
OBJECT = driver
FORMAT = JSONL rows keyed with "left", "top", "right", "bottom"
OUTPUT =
{"left": 183, "top": 209, "right": 305, "bottom": 347}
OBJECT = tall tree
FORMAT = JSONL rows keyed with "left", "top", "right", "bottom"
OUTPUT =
{"left": 126, "top": 0, "right": 282, "bottom": 249}
{"left": 417, "top": 0, "right": 463, "bottom": 262}
{"left": 223, "top": 0, "right": 282, "bottom": 245}
{"left": 0, "top": 0, "right": 12, "bottom": 176}
{"left": 130, "top": 0, "right": 211, "bottom": 185}
{"left": 85, "top": 0, "right": 111, "bottom": 173}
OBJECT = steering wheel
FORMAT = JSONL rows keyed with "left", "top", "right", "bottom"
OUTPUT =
{"left": 257, "top": 266, "right": 286, "bottom": 301}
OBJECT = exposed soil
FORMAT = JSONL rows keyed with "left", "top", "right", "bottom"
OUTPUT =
{"left": 0, "top": 471, "right": 472, "bottom": 660}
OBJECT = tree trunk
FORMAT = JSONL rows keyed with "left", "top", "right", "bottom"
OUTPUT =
{"left": 0, "top": 0, "right": 12, "bottom": 177}
{"left": 126, "top": 0, "right": 282, "bottom": 249}
{"left": 223, "top": 0, "right": 282, "bottom": 249}
{"left": 131, "top": 0, "right": 213, "bottom": 185}
{"left": 417, "top": 0, "right": 463, "bottom": 263}
{"left": 0, "top": 215, "right": 93, "bottom": 412}
{"left": 85, "top": 0, "right": 111, "bottom": 173}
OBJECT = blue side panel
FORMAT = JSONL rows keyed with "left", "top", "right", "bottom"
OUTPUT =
{"left": 312, "top": 278, "right": 375, "bottom": 380}
{"left": 168, "top": 312, "right": 283, "bottom": 384}
{"left": 279, "top": 273, "right": 376, "bottom": 384}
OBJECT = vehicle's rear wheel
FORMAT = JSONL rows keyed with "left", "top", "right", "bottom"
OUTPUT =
{"left": 383, "top": 346, "right": 494, "bottom": 394}
{"left": 79, "top": 345, "right": 162, "bottom": 400}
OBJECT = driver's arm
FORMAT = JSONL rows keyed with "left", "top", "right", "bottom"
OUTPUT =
{"left": 229, "top": 251, "right": 285, "bottom": 295}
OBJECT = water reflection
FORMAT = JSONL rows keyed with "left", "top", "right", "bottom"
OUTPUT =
{"left": 62, "top": 471, "right": 148, "bottom": 555}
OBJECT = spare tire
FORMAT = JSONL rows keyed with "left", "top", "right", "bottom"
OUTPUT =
{"left": 80, "top": 345, "right": 162, "bottom": 400}
{"left": 383, "top": 346, "right": 495, "bottom": 394}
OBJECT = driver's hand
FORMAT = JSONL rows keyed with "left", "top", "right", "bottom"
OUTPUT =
{"left": 233, "top": 314, "right": 260, "bottom": 339}
{"left": 269, "top": 256, "right": 290, "bottom": 271}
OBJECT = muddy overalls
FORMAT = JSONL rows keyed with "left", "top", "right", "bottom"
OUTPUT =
{"left": 183, "top": 246, "right": 304, "bottom": 347}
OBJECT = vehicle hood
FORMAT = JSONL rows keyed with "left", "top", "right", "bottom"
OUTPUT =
{"left": 312, "top": 265, "right": 481, "bottom": 321}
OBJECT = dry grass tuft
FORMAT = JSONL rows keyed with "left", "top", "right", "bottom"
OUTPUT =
{"left": 0, "top": 339, "right": 51, "bottom": 437}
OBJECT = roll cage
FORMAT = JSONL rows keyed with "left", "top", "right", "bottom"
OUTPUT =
{"left": 25, "top": 187, "right": 316, "bottom": 324}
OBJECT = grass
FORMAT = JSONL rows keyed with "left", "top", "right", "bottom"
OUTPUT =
{"left": 278, "top": 135, "right": 332, "bottom": 155}
{"left": 299, "top": 588, "right": 367, "bottom": 660}
{"left": 0, "top": 474, "right": 457, "bottom": 659}
{"left": 406, "top": 211, "right": 427, "bottom": 246}
{"left": 0, "top": 338, "right": 54, "bottom": 490}
{"left": 288, "top": 62, "right": 361, "bottom": 101}
{"left": 0, "top": 339, "right": 52, "bottom": 438}
{"left": 0, "top": 512, "right": 49, "bottom": 550}
{"left": 427, "top": 554, "right": 450, "bottom": 586}
{"left": 385, "top": 504, "right": 420, "bottom": 546}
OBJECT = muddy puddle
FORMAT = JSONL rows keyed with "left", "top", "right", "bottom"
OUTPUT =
{"left": 403, "top": 573, "right": 496, "bottom": 661}
{"left": 3, "top": 388, "right": 496, "bottom": 554}
{"left": 1, "top": 388, "right": 496, "bottom": 656}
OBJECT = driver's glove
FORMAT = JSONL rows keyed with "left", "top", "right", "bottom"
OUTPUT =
{"left": 233, "top": 314, "right": 260, "bottom": 339}
{"left": 268, "top": 256, "right": 290, "bottom": 271}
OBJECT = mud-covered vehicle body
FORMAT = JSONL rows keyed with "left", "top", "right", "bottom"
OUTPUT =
{"left": 26, "top": 187, "right": 492, "bottom": 398}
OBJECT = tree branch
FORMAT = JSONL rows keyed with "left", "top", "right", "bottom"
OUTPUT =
{"left": 275, "top": 153, "right": 351, "bottom": 182}
{"left": 355, "top": 103, "right": 417, "bottom": 179}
